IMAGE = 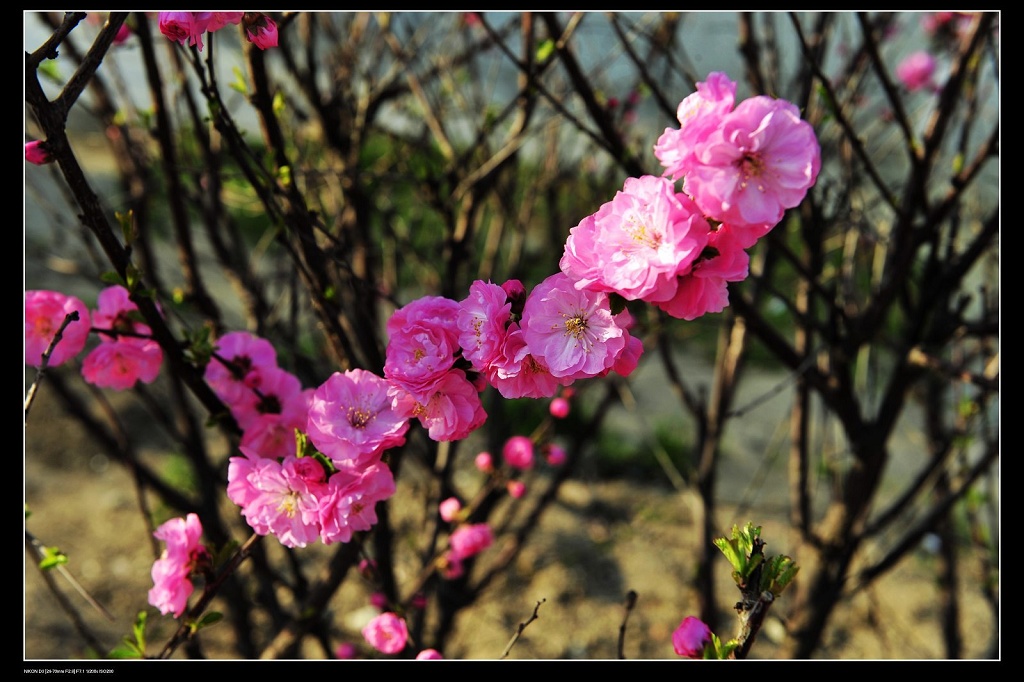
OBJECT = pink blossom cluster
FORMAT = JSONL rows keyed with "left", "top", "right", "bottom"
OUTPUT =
{"left": 148, "top": 513, "right": 210, "bottom": 618}
{"left": 227, "top": 445, "right": 396, "bottom": 548}
{"left": 596, "top": 71, "right": 821, "bottom": 319}
{"left": 25, "top": 286, "right": 164, "bottom": 389}
{"left": 205, "top": 331, "right": 313, "bottom": 460}
{"left": 157, "top": 11, "right": 277, "bottom": 51}
{"left": 84, "top": 285, "right": 164, "bottom": 390}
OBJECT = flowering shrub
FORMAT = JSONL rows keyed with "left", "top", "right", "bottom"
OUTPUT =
{"left": 25, "top": 10, "right": 998, "bottom": 663}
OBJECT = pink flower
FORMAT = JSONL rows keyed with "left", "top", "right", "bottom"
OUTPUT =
{"left": 362, "top": 612, "right": 408, "bottom": 655}
{"left": 457, "top": 280, "right": 512, "bottom": 372}
{"left": 654, "top": 226, "right": 750, "bottom": 321}
{"left": 158, "top": 12, "right": 209, "bottom": 51}
{"left": 391, "top": 369, "right": 487, "bottom": 442}
{"left": 147, "top": 513, "right": 209, "bottom": 618}
{"left": 243, "top": 12, "right": 278, "bottom": 49}
{"left": 686, "top": 95, "right": 821, "bottom": 229}
{"left": 384, "top": 296, "right": 462, "bottom": 402}
{"left": 449, "top": 523, "right": 493, "bottom": 561}
{"left": 549, "top": 397, "right": 571, "bottom": 419}
{"left": 25, "top": 290, "right": 90, "bottom": 368}
{"left": 502, "top": 435, "right": 534, "bottom": 470}
{"left": 25, "top": 140, "right": 52, "bottom": 165}
{"left": 317, "top": 461, "right": 396, "bottom": 545}
{"left": 560, "top": 175, "right": 710, "bottom": 305}
{"left": 896, "top": 50, "right": 937, "bottom": 92}
{"left": 439, "top": 497, "right": 462, "bottom": 522}
{"left": 654, "top": 71, "right": 736, "bottom": 182}
{"left": 226, "top": 453, "right": 325, "bottom": 548}
{"left": 416, "top": 648, "right": 444, "bottom": 660}
{"left": 81, "top": 285, "right": 163, "bottom": 390}
{"left": 475, "top": 451, "right": 494, "bottom": 472}
{"left": 672, "top": 616, "right": 713, "bottom": 658}
{"left": 520, "top": 273, "right": 627, "bottom": 380}
{"left": 204, "top": 331, "right": 278, "bottom": 408}
{"left": 306, "top": 369, "right": 409, "bottom": 469}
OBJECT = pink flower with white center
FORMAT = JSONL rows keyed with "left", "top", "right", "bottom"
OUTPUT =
{"left": 385, "top": 297, "right": 463, "bottom": 402}
{"left": 896, "top": 50, "right": 937, "bottom": 92}
{"left": 502, "top": 435, "right": 534, "bottom": 470}
{"left": 158, "top": 12, "right": 210, "bottom": 51}
{"left": 226, "top": 453, "right": 325, "bottom": 548}
{"left": 484, "top": 324, "right": 568, "bottom": 399}
{"left": 318, "top": 461, "right": 396, "bottom": 545}
{"left": 439, "top": 497, "right": 462, "bottom": 522}
{"left": 655, "top": 226, "right": 750, "bottom": 321}
{"left": 449, "top": 523, "right": 494, "bottom": 561}
{"left": 204, "top": 331, "right": 278, "bottom": 408}
{"left": 242, "top": 12, "right": 278, "bottom": 50}
{"left": 457, "top": 280, "right": 512, "bottom": 371}
{"left": 306, "top": 369, "right": 410, "bottom": 469}
{"left": 392, "top": 369, "right": 487, "bottom": 442}
{"left": 25, "top": 290, "right": 90, "bottom": 368}
{"left": 654, "top": 71, "right": 737, "bottom": 182}
{"left": 672, "top": 616, "right": 713, "bottom": 658}
{"left": 520, "top": 273, "right": 626, "bottom": 380}
{"left": 561, "top": 175, "right": 710, "bottom": 305}
{"left": 686, "top": 95, "right": 821, "bottom": 229}
{"left": 25, "top": 140, "right": 52, "bottom": 165}
{"left": 362, "top": 612, "right": 408, "bottom": 655}
{"left": 147, "top": 513, "right": 209, "bottom": 618}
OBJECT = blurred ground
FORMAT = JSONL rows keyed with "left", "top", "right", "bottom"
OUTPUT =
{"left": 24, "top": 380, "right": 997, "bottom": 661}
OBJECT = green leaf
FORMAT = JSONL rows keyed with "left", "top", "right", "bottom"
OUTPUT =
{"left": 115, "top": 209, "right": 134, "bottom": 245}
{"left": 535, "top": 39, "right": 555, "bottom": 63}
{"left": 39, "top": 546, "right": 68, "bottom": 570}
{"left": 190, "top": 611, "right": 223, "bottom": 633}
{"left": 229, "top": 66, "right": 249, "bottom": 95}
{"left": 272, "top": 91, "right": 286, "bottom": 117}
{"left": 100, "top": 271, "right": 127, "bottom": 287}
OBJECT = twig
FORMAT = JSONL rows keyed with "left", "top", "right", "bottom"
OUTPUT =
{"left": 24, "top": 310, "right": 82, "bottom": 424}
{"left": 617, "top": 590, "right": 637, "bottom": 659}
{"left": 500, "top": 598, "right": 546, "bottom": 659}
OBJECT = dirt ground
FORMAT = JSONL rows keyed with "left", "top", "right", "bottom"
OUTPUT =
{"left": 24, "top": 382, "right": 997, "bottom": 663}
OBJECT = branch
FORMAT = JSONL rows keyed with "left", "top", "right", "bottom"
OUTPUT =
{"left": 500, "top": 598, "right": 546, "bottom": 659}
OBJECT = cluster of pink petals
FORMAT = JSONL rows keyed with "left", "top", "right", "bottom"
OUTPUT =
{"left": 205, "top": 331, "right": 313, "bottom": 459}
{"left": 385, "top": 296, "right": 487, "bottom": 441}
{"left": 654, "top": 71, "right": 820, "bottom": 238}
{"left": 362, "top": 612, "right": 409, "bottom": 655}
{"left": 227, "top": 446, "right": 395, "bottom": 548}
{"left": 25, "top": 290, "right": 91, "bottom": 368}
{"left": 158, "top": 12, "right": 277, "bottom": 51}
{"left": 672, "top": 615, "right": 713, "bottom": 658}
{"left": 81, "top": 285, "right": 163, "bottom": 390}
{"left": 896, "top": 50, "right": 937, "bottom": 92}
{"left": 560, "top": 174, "right": 710, "bottom": 306}
{"left": 147, "top": 513, "right": 209, "bottom": 618}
